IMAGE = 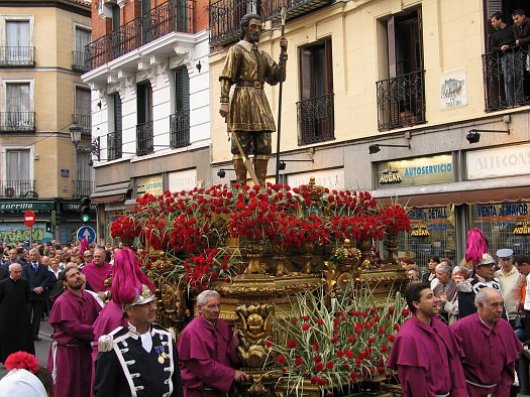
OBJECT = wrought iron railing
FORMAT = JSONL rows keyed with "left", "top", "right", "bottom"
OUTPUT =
{"left": 136, "top": 121, "right": 154, "bottom": 156}
{"left": 0, "top": 180, "right": 35, "bottom": 198}
{"left": 209, "top": 0, "right": 332, "bottom": 45}
{"left": 72, "top": 113, "right": 91, "bottom": 134}
{"left": 72, "top": 50, "right": 87, "bottom": 72}
{"left": 376, "top": 70, "right": 426, "bottom": 131}
{"left": 107, "top": 130, "right": 122, "bottom": 161}
{"left": 0, "top": 112, "right": 36, "bottom": 132}
{"left": 297, "top": 93, "right": 334, "bottom": 145}
{"left": 209, "top": 0, "right": 257, "bottom": 45}
{"left": 74, "top": 180, "right": 94, "bottom": 198}
{"left": 0, "top": 46, "right": 35, "bottom": 67}
{"left": 483, "top": 48, "right": 530, "bottom": 111}
{"left": 170, "top": 111, "right": 190, "bottom": 148}
{"left": 86, "top": 0, "right": 194, "bottom": 71}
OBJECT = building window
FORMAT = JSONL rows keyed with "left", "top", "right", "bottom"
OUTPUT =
{"left": 297, "top": 37, "right": 334, "bottom": 146}
{"left": 136, "top": 82, "right": 153, "bottom": 156}
{"left": 73, "top": 26, "right": 91, "bottom": 72}
{"left": 74, "top": 87, "right": 91, "bottom": 133}
{"left": 4, "top": 149, "right": 32, "bottom": 198}
{"left": 108, "top": 92, "right": 122, "bottom": 161}
{"left": 1, "top": 82, "right": 34, "bottom": 132}
{"left": 170, "top": 66, "right": 190, "bottom": 148}
{"left": 75, "top": 151, "right": 93, "bottom": 197}
{"left": 376, "top": 8, "right": 425, "bottom": 131}
{"left": 2, "top": 20, "right": 34, "bottom": 66}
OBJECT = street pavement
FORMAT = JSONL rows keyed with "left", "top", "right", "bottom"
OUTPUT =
{"left": 0, "top": 318, "right": 52, "bottom": 379}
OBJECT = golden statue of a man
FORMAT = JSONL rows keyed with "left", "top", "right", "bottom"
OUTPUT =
{"left": 219, "top": 13, "right": 288, "bottom": 186}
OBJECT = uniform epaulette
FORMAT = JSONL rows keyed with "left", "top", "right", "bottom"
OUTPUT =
{"left": 98, "top": 326, "right": 123, "bottom": 353}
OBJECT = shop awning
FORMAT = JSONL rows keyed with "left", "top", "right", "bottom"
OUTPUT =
{"left": 91, "top": 181, "right": 131, "bottom": 204}
{"left": 371, "top": 176, "right": 530, "bottom": 207}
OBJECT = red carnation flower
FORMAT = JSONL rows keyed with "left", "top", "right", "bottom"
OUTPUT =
{"left": 302, "top": 323, "right": 310, "bottom": 331}
{"left": 287, "top": 339, "right": 297, "bottom": 349}
{"left": 275, "top": 354, "right": 286, "bottom": 365}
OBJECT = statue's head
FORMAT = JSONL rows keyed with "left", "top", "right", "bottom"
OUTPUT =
{"left": 240, "top": 13, "right": 262, "bottom": 42}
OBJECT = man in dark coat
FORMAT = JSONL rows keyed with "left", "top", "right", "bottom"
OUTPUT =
{"left": 0, "top": 263, "right": 35, "bottom": 363}
{"left": 22, "top": 248, "right": 50, "bottom": 341}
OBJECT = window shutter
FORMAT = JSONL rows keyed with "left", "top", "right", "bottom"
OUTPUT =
{"left": 176, "top": 66, "right": 190, "bottom": 112}
{"left": 300, "top": 47, "right": 312, "bottom": 100}
{"left": 113, "top": 93, "right": 122, "bottom": 132}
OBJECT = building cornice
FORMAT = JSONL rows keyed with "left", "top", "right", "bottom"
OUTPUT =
{"left": 0, "top": 0, "right": 91, "bottom": 17}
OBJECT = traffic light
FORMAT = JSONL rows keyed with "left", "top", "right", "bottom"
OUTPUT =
{"left": 45, "top": 222, "right": 52, "bottom": 233}
{"left": 80, "top": 196, "right": 91, "bottom": 223}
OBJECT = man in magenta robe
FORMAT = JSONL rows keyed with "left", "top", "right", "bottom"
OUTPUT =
{"left": 387, "top": 282, "right": 468, "bottom": 396}
{"left": 178, "top": 290, "right": 249, "bottom": 397}
{"left": 47, "top": 265, "right": 102, "bottom": 397}
{"left": 82, "top": 247, "right": 111, "bottom": 300}
{"left": 451, "top": 287, "right": 522, "bottom": 396}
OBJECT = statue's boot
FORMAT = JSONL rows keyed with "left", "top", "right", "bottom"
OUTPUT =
{"left": 233, "top": 156, "right": 247, "bottom": 186}
{"left": 254, "top": 156, "right": 269, "bottom": 188}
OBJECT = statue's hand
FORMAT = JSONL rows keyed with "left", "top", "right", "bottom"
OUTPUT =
{"left": 220, "top": 103, "right": 229, "bottom": 119}
{"left": 280, "top": 36, "right": 287, "bottom": 51}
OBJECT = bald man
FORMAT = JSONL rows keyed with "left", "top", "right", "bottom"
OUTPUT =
{"left": 451, "top": 287, "right": 522, "bottom": 396}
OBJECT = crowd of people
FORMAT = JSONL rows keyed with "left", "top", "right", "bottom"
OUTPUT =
{"left": 0, "top": 239, "right": 249, "bottom": 397}
{"left": 0, "top": 224, "right": 529, "bottom": 397}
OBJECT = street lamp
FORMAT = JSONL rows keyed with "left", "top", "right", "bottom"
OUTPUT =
{"left": 69, "top": 122, "right": 82, "bottom": 196}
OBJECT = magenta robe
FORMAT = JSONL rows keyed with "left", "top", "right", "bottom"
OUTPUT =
{"left": 47, "top": 290, "right": 101, "bottom": 397}
{"left": 387, "top": 315, "right": 468, "bottom": 397}
{"left": 450, "top": 313, "right": 522, "bottom": 397}
{"left": 178, "top": 316, "right": 239, "bottom": 396}
{"left": 82, "top": 262, "right": 112, "bottom": 293}
{"left": 90, "top": 300, "right": 127, "bottom": 397}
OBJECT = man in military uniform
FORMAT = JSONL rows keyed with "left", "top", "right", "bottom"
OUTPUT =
{"left": 93, "top": 284, "right": 183, "bottom": 397}
{"left": 219, "top": 13, "right": 288, "bottom": 186}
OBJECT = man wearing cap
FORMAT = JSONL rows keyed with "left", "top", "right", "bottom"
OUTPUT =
{"left": 47, "top": 265, "right": 102, "bottom": 397}
{"left": 93, "top": 284, "right": 182, "bottom": 397}
{"left": 458, "top": 253, "right": 502, "bottom": 318}
{"left": 178, "top": 290, "right": 249, "bottom": 397}
{"left": 495, "top": 248, "right": 522, "bottom": 324}
{"left": 451, "top": 288, "right": 522, "bottom": 396}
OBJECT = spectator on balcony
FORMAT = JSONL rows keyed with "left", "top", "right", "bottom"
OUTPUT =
{"left": 513, "top": 9, "right": 530, "bottom": 50}
{"left": 219, "top": 13, "right": 287, "bottom": 187}
{"left": 490, "top": 12, "right": 522, "bottom": 106}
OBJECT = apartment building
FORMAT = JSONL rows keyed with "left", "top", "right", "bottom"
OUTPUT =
{"left": 83, "top": 0, "right": 211, "bottom": 242}
{"left": 0, "top": 0, "right": 92, "bottom": 244}
{"left": 209, "top": 0, "right": 530, "bottom": 262}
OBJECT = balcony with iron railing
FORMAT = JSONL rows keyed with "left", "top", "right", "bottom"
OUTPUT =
{"left": 72, "top": 50, "right": 87, "bottom": 72}
{"left": 209, "top": 0, "right": 333, "bottom": 46}
{"left": 86, "top": 0, "right": 194, "bottom": 71}
{"left": 483, "top": 48, "right": 530, "bottom": 111}
{"left": 136, "top": 121, "right": 154, "bottom": 156}
{"left": 72, "top": 113, "right": 91, "bottom": 134}
{"left": 0, "top": 180, "right": 36, "bottom": 198}
{"left": 376, "top": 70, "right": 426, "bottom": 131}
{"left": 0, "top": 46, "right": 35, "bottom": 67}
{"left": 297, "top": 93, "right": 334, "bottom": 145}
{"left": 0, "top": 112, "right": 36, "bottom": 133}
{"left": 107, "top": 130, "right": 123, "bottom": 161}
{"left": 170, "top": 110, "right": 190, "bottom": 148}
{"left": 74, "top": 180, "right": 94, "bottom": 198}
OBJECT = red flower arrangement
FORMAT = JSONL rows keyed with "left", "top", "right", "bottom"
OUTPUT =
{"left": 327, "top": 214, "right": 385, "bottom": 242}
{"left": 110, "top": 214, "right": 143, "bottom": 242}
{"left": 270, "top": 286, "right": 409, "bottom": 392}
{"left": 379, "top": 204, "right": 411, "bottom": 234}
{"left": 4, "top": 351, "right": 40, "bottom": 373}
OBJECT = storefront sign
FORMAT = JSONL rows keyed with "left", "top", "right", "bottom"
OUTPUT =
{"left": 288, "top": 168, "right": 344, "bottom": 190}
{"left": 466, "top": 143, "right": 530, "bottom": 180}
{"left": 168, "top": 169, "right": 198, "bottom": 192}
{"left": 513, "top": 220, "right": 530, "bottom": 236}
{"left": 136, "top": 175, "right": 163, "bottom": 197}
{"left": 474, "top": 203, "right": 528, "bottom": 220}
{"left": 376, "top": 155, "right": 454, "bottom": 188}
{"left": 410, "top": 224, "right": 430, "bottom": 237}
{"left": 440, "top": 71, "right": 467, "bottom": 109}
{"left": 0, "top": 201, "right": 55, "bottom": 212}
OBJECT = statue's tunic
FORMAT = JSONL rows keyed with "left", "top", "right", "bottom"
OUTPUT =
{"left": 219, "top": 40, "right": 286, "bottom": 133}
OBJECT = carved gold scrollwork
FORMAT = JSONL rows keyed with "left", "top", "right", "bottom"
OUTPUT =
{"left": 236, "top": 303, "right": 274, "bottom": 368}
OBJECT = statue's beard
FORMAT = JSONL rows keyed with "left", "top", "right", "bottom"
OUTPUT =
{"left": 247, "top": 31, "right": 260, "bottom": 43}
